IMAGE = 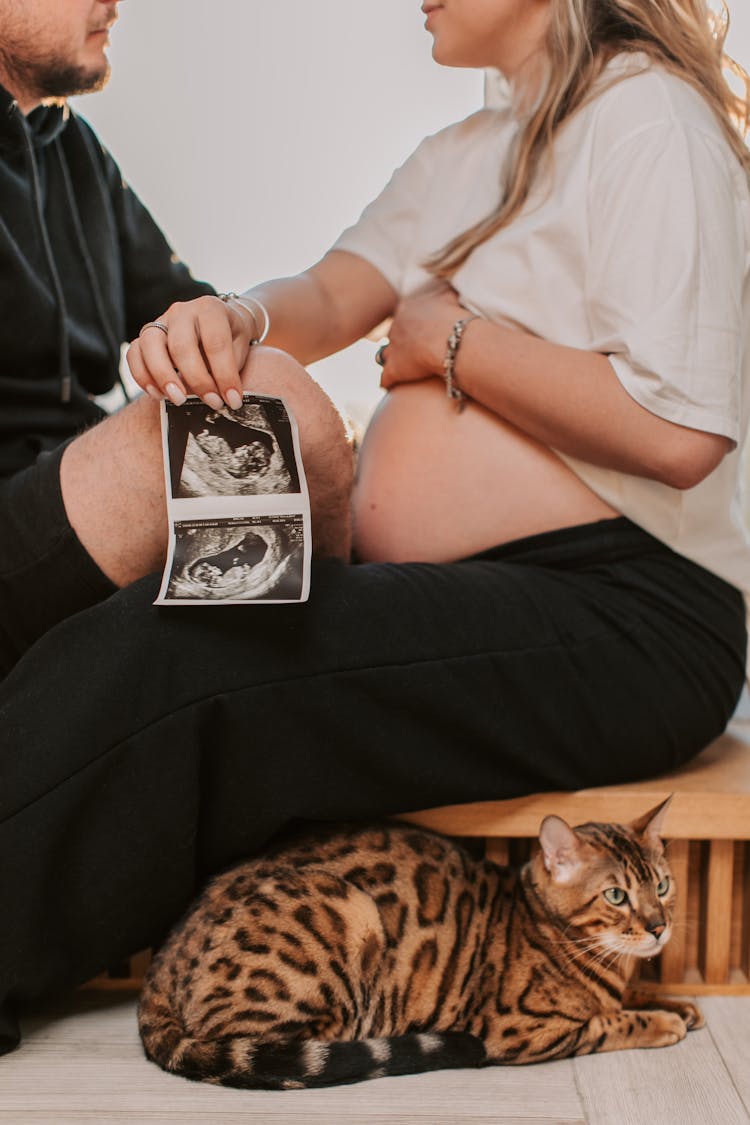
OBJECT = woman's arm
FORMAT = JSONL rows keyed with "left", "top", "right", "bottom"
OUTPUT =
{"left": 126, "top": 251, "right": 396, "bottom": 408}
{"left": 249, "top": 251, "right": 395, "bottom": 364}
{"left": 382, "top": 286, "right": 732, "bottom": 490}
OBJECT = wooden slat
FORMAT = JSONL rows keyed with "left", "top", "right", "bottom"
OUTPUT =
{"left": 630, "top": 981, "right": 750, "bottom": 997}
{"left": 659, "top": 840, "right": 690, "bottom": 985}
{"left": 399, "top": 734, "right": 750, "bottom": 840}
{"left": 484, "top": 838, "right": 509, "bottom": 865}
{"left": 731, "top": 842, "right": 745, "bottom": 975}
{"left": 685, "top": 841, "right": 703, "bottom": 983}
{"left": 743, "top": 843, "right": 750, "bottom": 980}
{"left": 703, "top": 840, "right": 735, "bottom": 984}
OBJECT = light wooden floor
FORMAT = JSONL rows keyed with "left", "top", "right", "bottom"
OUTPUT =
{"left": 2, "top": 990, "right": 749, "bottom": 1125}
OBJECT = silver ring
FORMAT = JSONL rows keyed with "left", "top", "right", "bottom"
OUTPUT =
{"left": 139, "top": 320, "right": 169, "bottom": 337}
{"left": 375, "top": 342, "right": 388, "bottom": 367}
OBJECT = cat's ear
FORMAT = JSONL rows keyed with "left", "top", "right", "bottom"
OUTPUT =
{"left": 539, "top": 815, "right": 583, "bottom": 883}
{"left": 629, "top": 796, "right": 673, "bottom": 850}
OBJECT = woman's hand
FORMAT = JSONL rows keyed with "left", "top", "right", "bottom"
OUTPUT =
{"left": 378, "top": 284, "right": 464, "bottom": 390}
{"left": 126, "top": 295, "right": 255, "bottom": 409}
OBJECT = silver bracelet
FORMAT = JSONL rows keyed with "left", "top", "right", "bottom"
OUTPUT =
{"left": 443, "top": 315, "right": 478, "bottom": 411}
{"left": 218, "top": 292, "right": 270, "bottom": 345}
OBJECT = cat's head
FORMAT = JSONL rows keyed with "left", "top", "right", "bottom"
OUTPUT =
{"left": 532, "top": 799, "right": 675, "bottom": 960}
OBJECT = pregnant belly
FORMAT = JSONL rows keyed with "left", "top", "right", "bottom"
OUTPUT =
{"left": 351, "top": 379, "right": 619, "bottom": 564}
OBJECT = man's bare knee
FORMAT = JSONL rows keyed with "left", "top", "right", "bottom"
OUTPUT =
{"left": 61, "top": 349, "right": 353, "bottom": 585}
{"left": 241, "top": 347, "right": 350, "bottom": 447}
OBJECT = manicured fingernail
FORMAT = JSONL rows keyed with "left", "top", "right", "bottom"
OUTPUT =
{"left": 226, "top": 389, "right": 243, "bottom": 410}
{"left": 203, "top": 392, "right": 224, "bottom": 410}
{"left": 166, "top": 382, "right": 187, "bottom": 406}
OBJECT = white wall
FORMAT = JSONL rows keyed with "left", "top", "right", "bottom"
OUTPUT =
{"left": 727, "top": 1, "right": 750, "bottom": 66}
{"left": 75, "top": 1, "right": 750, "bottom": 417}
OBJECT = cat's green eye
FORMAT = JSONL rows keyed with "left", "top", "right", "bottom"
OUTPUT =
{"left": 656, "top": 877, "right": 670, "bottom": 897}
{"left": 603, "top": 887, "right": 628, "bottom": 906}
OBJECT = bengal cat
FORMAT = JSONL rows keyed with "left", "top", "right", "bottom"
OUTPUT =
{"left": 138, "top": 799, "right": 702, "bottom": 1088}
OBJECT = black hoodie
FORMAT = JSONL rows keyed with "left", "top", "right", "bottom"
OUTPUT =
{"left": 0, "top": 84, "right": 214, "bottom": 478}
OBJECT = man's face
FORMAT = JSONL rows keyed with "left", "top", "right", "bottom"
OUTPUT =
{"left": 0, "top": 0, "right": 120, "bottom": 111}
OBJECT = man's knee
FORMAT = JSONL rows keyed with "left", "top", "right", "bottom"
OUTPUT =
{"left": 241, "top": 348, "right": 351, "bottom": 447}
{"left": 241, "top": 347, "right": 354, "bottom": 559}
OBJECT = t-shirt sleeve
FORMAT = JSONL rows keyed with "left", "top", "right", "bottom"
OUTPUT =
{"left": 586, "top": 120, "right": 746, "bottom": 442}
{"left": 330, "top": 134, "right": 438, "bottom": 293}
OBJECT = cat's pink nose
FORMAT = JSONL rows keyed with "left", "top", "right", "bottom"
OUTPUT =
{"left": 647, "top": 922, "right": 666, "bottom": 939}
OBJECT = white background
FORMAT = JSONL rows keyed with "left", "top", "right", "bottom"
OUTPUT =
{"left": 75, "top": 1, "right": 750, "bottom": 419}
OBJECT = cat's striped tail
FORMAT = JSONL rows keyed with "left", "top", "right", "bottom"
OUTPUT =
{"left": 140, "top": 1017, "right": 486, "bottom": 1089}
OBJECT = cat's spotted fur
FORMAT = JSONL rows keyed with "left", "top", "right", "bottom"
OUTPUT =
{"left": 138, "top": 800, "right": 702, "bottom": 1088}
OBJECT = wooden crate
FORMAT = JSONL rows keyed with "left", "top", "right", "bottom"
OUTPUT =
{"left": 86, "top": 732, "right": 750, "bottom": 995}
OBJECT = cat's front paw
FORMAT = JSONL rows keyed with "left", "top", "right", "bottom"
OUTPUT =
{"left": 624, "top": 991, "right": 704, "bottom": 1032}
{"left": 644, "top": 1010, "right": 688, "bottom": 1047}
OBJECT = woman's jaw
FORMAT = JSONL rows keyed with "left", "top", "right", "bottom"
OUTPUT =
{"left": 422, "top": 0, "right": 551, "bottom": 88}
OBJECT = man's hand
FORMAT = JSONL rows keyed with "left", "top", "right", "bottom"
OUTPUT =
{"left": 378, "top": 284, "right": 464, "bottom": 391}
{"left": 126, "top": 295, "right": 254, "bottom": 410}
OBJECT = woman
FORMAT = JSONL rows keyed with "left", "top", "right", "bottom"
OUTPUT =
{"left": 1, "top": 0, "right": 748, "bottom": 1045}
{"left": 128, "top": 0, "right": 749, "bottom": 729}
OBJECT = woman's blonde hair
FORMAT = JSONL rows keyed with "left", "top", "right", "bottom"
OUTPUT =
{"left": 429, "top": 0, "right": 750, "bottom": 279}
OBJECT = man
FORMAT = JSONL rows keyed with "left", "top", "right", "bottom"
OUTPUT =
{"left": 0, "top": 0, "right": 354, "bottom": 1056}
{"left": 0, "top": 0, "right": 353, "bottom": 677}
{"left": 0, "top": 0, "right": 212, "bottom": 670}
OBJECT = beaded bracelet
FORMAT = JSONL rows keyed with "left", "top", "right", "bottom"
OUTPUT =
{"left": 443, "top": 315, "right": 478, "bottom": 412}
{"left": 218, "top": 292, "right": 270, "bottom": 345}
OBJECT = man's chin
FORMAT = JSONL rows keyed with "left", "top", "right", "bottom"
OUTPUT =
{"left": 47, "top": 61, "right": 111, "bottom": 99}
{"left": 25, "top": 58, "right": 111, "bottom": 104}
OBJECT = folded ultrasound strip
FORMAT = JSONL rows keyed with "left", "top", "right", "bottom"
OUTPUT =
{"left": 155, "top": 394, "right": 311, "bottom": 605}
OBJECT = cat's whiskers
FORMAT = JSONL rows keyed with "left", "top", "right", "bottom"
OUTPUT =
{"left": 598, "top": 945, "right": 627, "bottom": 974}
{"left": 552, "top": 932, "right": 621, "bottom": 978}
{"left": 553, "top": 926, "right": 616, "bottom": 957}
{"left": 584, "top": 940, "right": 620, "bottom": 971}
{"left": 553, "top": 928, "right": 631, "bottom": 981}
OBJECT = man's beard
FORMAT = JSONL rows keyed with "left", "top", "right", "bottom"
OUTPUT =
{"left": 0, "top": 48, "right": 110, "bottom": 102}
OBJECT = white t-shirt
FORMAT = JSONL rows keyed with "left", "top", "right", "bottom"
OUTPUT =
{"left": 333, "top": 52, "right": 750, "bottom": 665}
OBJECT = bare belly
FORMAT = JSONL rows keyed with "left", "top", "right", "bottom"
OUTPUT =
{"left": 351, "top": 379, "right": 619, "bottom": 564}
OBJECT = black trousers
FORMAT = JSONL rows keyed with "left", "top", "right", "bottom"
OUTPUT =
{"left": 0, "top": 444, "right": 116, "bottom": 674}
{"left": 0, "top": 516, "right": 746, "bottom": 1054}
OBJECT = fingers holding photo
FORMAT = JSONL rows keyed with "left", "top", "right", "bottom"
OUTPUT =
{"left": 126, "top": 295, "right": 253, "bottom": 410}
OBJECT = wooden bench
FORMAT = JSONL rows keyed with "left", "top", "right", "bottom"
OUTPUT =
{"left": 88, "top": 731, "right": 750, "bottom": 995}
{"left": 398, "top": 731, "right": 750, "bottom": 995}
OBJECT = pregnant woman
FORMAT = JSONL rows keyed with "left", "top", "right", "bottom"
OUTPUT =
{"left": 127, "top": 0, "right": 750, "bottom": 772}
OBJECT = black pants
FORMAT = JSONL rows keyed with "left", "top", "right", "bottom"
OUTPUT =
{"left": 0, "top": 444, "right": 116, "bottom": 674}
{"left": 0, "top": 513, "right": 746, "bottom": 1054}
